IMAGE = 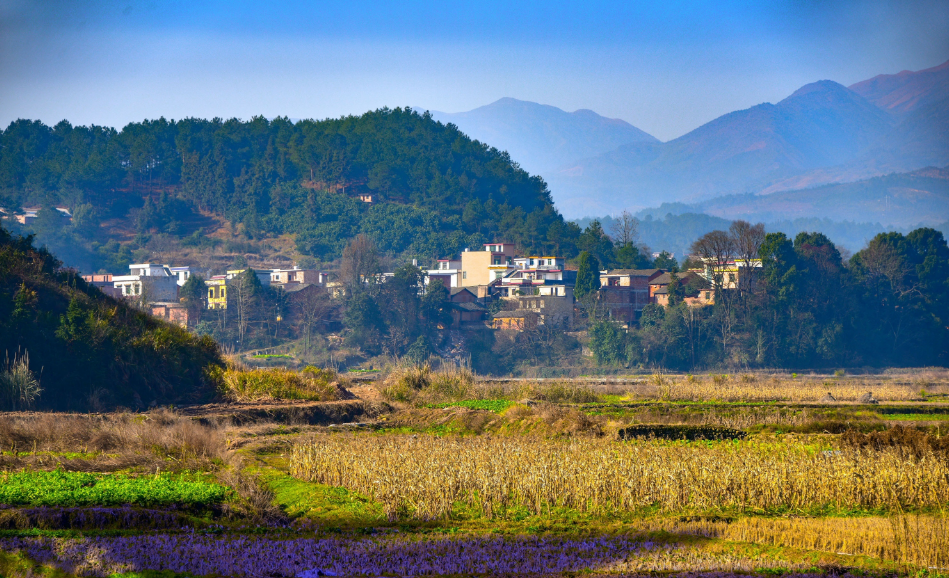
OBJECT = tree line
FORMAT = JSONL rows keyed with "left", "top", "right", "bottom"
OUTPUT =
{"left": 587, "top": 223, "right": 949, "bottom": 369}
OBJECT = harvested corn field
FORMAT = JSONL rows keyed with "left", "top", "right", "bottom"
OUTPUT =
{"left": 289, "top": 433, "right": 949, "bottom": 520}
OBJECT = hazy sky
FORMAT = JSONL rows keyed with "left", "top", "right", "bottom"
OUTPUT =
{"left": 2, "top": 0, "right": 948, "bottom": 141}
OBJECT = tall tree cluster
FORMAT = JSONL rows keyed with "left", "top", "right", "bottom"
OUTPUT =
{"left": 0, "top": 109, "right": 580, "bottom": 262}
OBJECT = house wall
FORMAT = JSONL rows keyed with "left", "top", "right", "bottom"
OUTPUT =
{"left": 112, "top": 275, "right": 178, "bottom": 301}
{"left": 207, "top": 280, "right": 228, "bottom": 310}
{"left": 515, "top": 295, "right": 574, "bottom": 329}
{"left": 492, "top": 315, "right": 537, "bottom": 331}
{"left": 150, "top": 303, "right": 191, "bottom": 327}
{"left": 460, "top": 246, "right": 515, "bottom": 287}
{"left": 460, "top": 251, "right": 492, "bottom": 286}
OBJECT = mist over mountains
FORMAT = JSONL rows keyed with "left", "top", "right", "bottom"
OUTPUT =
{"left": 425, "top": 98, "right": 657, "bottom": 175}
{"left": 428, "top": 60, "right": 949, "bottom": 224}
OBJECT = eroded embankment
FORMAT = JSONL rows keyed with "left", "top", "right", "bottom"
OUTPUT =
{"left": 178, "top": 400, "right": 391, "bottom": 426}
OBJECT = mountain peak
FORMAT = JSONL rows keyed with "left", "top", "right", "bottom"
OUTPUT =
{"left": 786, "top": 80, "right": 853, "bottom": 101}
{"left": 425, "top": 99, "right": 657, "bottom": 173}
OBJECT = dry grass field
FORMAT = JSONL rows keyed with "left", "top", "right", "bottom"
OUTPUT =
{"left": 2, "top": 367, "right": 949, "bottom": 576}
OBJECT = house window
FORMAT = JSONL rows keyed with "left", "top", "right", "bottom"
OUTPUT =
{"left": 493, "top": 257, "right": 501, "bottom": 265}
{"left": 495, "top": 272, "right": 503, "bottom": 280}
{"left": 609, "top": 278, "right": 619, "bottom": 286}
{"left": 463, "top": 271, "right": 467, "bottom": 279}
{"left": 705, "top": 291, "right": 710, "bottom": 300}
{"left": 210, "top": 288, "right": 215, "bottom": 299}
{"left": 727, "top": 273, "right": 734, "bottom": 282}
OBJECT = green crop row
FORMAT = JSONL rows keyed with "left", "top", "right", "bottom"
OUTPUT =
{"left": 428, "top": 399, "right": 515, "bottom": 413}
{"left": 0, "top": 470, "right": 228, "bottom": 508}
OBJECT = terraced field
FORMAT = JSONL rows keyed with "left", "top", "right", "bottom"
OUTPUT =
{"left": 2, "top": 370, "right": 948, "bottom": 577}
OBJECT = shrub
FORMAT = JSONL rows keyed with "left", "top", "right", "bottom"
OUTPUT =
{"left": 216, "top": 366, "right": 344, "bottom": 402}
{"left": 0, "top": 350, "right": 41, "bottom": 411}
{"left": 379, "top": 364, "right": 477, "bottom": 404}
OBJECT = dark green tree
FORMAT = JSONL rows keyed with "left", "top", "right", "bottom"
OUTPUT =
{"left": 574, "top": 251, "right": 602, "bottom": 300}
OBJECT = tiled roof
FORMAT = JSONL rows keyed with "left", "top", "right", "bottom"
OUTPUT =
{"left": 492, "top": 310, "right": 536, "bottom": 319}
{"left": 451, "top": 302, "right": 486, "bottom": 312}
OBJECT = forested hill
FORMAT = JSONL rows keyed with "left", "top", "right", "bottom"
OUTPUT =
{"left": 0, "top": 108, "right": 580, "bottom": 260}
{"left": 0, "top": 227, "right": 223, "bottom": 410}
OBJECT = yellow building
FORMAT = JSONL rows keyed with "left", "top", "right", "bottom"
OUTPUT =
{"left": 207, "top": 276, "right": 228, "bottom": 310}
{"left": 460, "top": 243, "right": 516, "bottom": 286}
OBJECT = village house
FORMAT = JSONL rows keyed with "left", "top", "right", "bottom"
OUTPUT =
{"left": 169, "top": 266, "right": 192, "bottom": 286}
{"left": 270, "top": 267, "right": 327, "bottom": 286}
{"left": 149, "top": 302, "right": 192, "bottom": 328}
{"left": 206, "top": 275, "right": 228, "bottom": 310}
{"left": 698, "top": 258, "right": 762, "bottom": 290}
{"left": 491, "top": 310, "right": 539, "bottom": 331}
{"left": 81, "top": 273, "right": 123, "bottom": 299}
{"left": 112, "top": 264, "right": 179, "bottom": 302}
{"left": 459, "top": 243, "right": 517, "bottom": 286}
{"left": 648, "top": 271, "right": 714, "bottom": 307}
{"left": 447, "top": 287, "right": 488, "bottom": 327}
{"left": 598, "top": 269, "right": 665, "bottom": 325}
{"left": 226, "top": 269, "right": 272, "bottom": 286}
{"left": 426, "top": 258, "right": 462, "bottom": 288}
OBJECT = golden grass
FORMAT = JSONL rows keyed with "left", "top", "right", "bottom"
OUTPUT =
{"left": 290, "top": 434, "right": 949, "bottom": 522}
{"left": 0, "top": 410, "right": 224, "bottom": 472}
{"left": 378, "top": 364, "right": 475, "bottom": 403}
{"left": 214, "top": 365, "right": 347, "bottom": 402}
{"left": 617, "top": 372, "right": 949, "bottom": 402}
{"left": 659, "top": 513, "right": 949, "bottom": 569}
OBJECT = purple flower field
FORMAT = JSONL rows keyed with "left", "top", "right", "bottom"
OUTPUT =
{"left": 0, "top": 533, "right": 822, "bottom": 577}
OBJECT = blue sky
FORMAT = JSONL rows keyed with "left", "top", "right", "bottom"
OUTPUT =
{"left": 1, "top": 0, "right": 947, "bottom": 141}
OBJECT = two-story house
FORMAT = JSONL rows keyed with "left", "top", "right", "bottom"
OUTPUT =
{"left": 460, "top": 243, "right": 517, "bottom": 286}
{"left": 426, "top": 258, "right": 462, "bottom": 288}
{"left": 270, "top": 268, "right": 327, "bottom": 286}
{"left": 598, "top": 269, "right": 665, "bottom": 325}
{"left": 649, "top": 271, "right": 714, "bottom": 307}
{"left": 112, "top": 264, "right": 179, "bottom": 302}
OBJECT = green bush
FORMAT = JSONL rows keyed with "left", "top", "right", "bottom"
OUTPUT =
{"left": 0, "top": 470, "right": 227, "bottom": 507}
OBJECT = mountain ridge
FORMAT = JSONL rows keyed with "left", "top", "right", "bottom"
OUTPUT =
{"left": 428, "top": 60, "right": 948, "bottom": 222}
{"left": 425, "top": 98, "right": 657, "bottom": 175}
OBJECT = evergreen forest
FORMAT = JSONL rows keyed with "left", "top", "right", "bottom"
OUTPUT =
{"left": 0, "top": 108, "right": 580, "bottom": 265}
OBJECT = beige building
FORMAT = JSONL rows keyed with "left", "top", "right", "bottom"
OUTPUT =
{"left": 460, "top": 243, "right": 517, "bottom": 287}
{"left": 270, "top": 268, "right": 326, "bottom": 285}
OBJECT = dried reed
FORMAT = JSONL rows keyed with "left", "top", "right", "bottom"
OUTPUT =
{"left": 290, "top": 434, "right": 949, "bottom": 521}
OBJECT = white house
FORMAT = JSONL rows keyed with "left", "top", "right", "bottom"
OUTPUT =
{"left": 113, "top": 264, "right": 179, "bottom": 301}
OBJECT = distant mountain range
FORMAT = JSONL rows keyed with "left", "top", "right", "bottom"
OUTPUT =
{"left": 424, "top": 98, "right": 657, "bottom": 174}
{"left": 424, "top": 59, "right": 949, "bottom": 223}
{"left": 697, "top": 165, "right": 949, "bottom": 228}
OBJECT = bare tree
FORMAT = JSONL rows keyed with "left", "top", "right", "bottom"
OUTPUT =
{"left": 690, "top": 230, "right": 735, "bottom": 290}
{"left": 691, "top": 230, "right": 736, "bottom": 356}
{"left": 610, "top": 210, "right": 639, "bottom": 247}
{"left": 728, "top": 220, "right": 766, "bottom": 293}
{"left": 293, "top": 287, "right": 337, "bottom": 352}
{"left": 147, "top": 234, "right": 175, "bottom": 264}
{"left": 231, "top": 271, "right": 260, "bottom": 349}
{"left": 339, "top": 234, "right": 381, "bottom": 295}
